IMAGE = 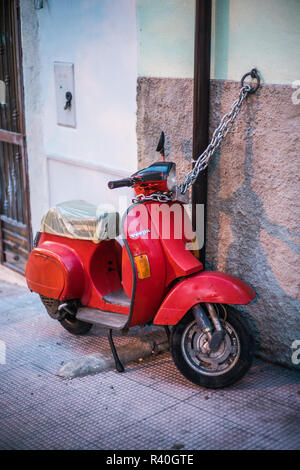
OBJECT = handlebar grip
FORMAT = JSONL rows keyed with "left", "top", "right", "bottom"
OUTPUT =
{"left": 108, "top": 178, "right": 133, "bottom": 189}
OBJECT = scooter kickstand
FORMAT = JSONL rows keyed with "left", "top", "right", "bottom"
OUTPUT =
{"left": 107, "top": 329, "right": 125, "bottom": 373}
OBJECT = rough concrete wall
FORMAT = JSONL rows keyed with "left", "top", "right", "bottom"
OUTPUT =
{"left": 208, "top": 80, "right": 300, "bottom": 369}
{"left": 137, "top": 76, "right": 300, "bottom": 369}
{"left": 136, "top": 77, "right": 193, "bottom": 183}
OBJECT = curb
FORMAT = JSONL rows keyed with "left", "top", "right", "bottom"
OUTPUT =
{"left": 57, "top": 330, "right": 170, "bottom": 379}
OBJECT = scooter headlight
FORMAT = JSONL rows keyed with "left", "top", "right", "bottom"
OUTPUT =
{"left": 166, "top": 165, "right": 176, "bottom": 191}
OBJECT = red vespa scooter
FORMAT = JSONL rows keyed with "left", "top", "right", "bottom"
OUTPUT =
{"left": 25, "top": 133, "right": 255, "bottom": 389}
{"left": 26, "top": 70, "right": 261, "bottom": 388}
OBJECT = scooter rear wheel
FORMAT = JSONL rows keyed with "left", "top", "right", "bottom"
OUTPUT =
{"left": 170, "top": 306, "right": 254, "bottom": 389}
{"left": 59, "top": 315, "right": 92, "bottom": 336}
{"left": 40, "top": 296, "right": 92, "bottom": 335}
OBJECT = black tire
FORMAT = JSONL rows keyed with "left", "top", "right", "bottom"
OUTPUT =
{"left": 59, "top": 314, "right": 93, "bottom": 336}
{"left": 40, "top": 295, "right": 92, "bottom": 335}
{"left": 170, "top": 305, "right": 254, "bottom": 389}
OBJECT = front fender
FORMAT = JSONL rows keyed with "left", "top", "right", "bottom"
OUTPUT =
{"left": 153, "top": 271, "right": 255, "bottom": 325}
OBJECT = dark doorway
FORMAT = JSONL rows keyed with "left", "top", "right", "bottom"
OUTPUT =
{"left": 0, "top": 0, "right": 31, "bottom": 273}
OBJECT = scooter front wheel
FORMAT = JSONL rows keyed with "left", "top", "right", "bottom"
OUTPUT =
{"left": 170, "top": 306, "right": 254, "bottom": 389}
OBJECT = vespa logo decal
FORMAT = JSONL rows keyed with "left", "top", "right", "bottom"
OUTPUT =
{"left": 130, "top": 229, "right": 150, "bottom": 239}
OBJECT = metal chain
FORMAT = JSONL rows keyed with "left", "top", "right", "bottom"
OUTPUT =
{"left": 132, "top": 192, "right": 173, "bottom": 203}
{"left": 178, "top": 84, "right": 252, "bottom": 194}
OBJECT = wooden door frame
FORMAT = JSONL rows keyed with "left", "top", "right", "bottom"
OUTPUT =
{"left": 0, "top": 0, "right": 32, "bottom": 272}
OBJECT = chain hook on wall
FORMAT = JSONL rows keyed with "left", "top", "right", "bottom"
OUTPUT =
{"left": 241, "top": 68, "right": 261, "bottom": 94}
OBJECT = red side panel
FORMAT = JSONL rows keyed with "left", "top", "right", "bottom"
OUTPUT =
{"left": 121, "top": 245, "right": 133, "bottom": 298}
{"left": 153, "top": 270, "right": 256, "bottom": 325}
{"left": 146, "top": 202, "right": 203, "bottom": 285}
{"left": 123, "top": 204, "right": 167, "bottom": 326}
{"left": 26, "top": 233, "right": 128, "bottom": 314}
{"left": 25, "top": 242, "right": 84, "bottom": 300}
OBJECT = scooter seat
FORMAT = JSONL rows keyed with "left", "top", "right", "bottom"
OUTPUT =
{"left": 40, "top": 200, "right": 119, "bottom": 242}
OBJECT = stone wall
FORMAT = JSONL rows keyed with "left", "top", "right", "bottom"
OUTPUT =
{"left": 137, "top": 76, "right": 300, "bottom": 369}
{"left": 137, "top": 77, "right": 194, "bottom": 183}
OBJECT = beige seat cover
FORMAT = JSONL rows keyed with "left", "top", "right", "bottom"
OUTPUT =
{"left": 40, "top": 200, "right": 119, "bottom": 242}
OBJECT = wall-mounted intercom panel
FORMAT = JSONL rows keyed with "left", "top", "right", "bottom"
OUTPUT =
{"left": 54, "top": 62, "right": 76, "bottom": 128}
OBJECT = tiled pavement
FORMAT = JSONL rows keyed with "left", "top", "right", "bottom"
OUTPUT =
{"left": 0, "top": 279, "right": 299, "bottom": 450}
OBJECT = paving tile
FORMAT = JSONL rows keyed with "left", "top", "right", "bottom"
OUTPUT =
{"left": 188, "top": 389, "right": 300, "bottom": 445}
{"left": 0, "top": 279, "right": 299, "bottom": 450}
{"left": 90, "top": 403, "right": 258, "bottom": 450}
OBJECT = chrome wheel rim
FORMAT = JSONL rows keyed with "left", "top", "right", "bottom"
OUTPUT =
{"left": 181, "top": 320, "right": 241, "bottom": 376}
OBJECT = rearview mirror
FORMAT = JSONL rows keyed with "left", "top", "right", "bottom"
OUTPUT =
{"left": 156, "top": 131, "right": 165, "bottom": 157}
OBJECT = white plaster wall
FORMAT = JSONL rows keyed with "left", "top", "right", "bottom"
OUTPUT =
{"left": 21, "top": 0, "right": 138, "bottom": 234}
{"left": 20, "top": 1, "right": 48, "bottom": 237}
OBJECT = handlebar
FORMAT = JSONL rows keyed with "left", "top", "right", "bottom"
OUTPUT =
{"left": 108, "top": 177, "right": 133, "bottom": 189}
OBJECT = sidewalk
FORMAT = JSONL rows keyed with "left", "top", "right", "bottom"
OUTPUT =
{"left": 0, "top": 275, "right": 299, "bottom": 450}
